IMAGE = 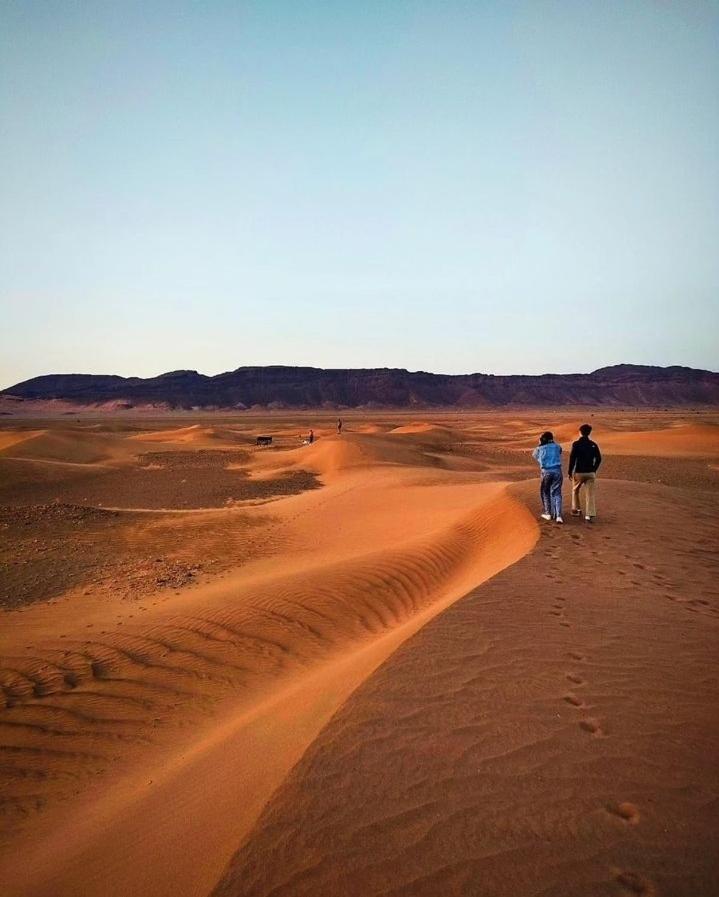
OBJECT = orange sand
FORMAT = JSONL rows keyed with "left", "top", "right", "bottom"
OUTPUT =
{"left": 0, "top": 411, "right": 717, "bottom": 897}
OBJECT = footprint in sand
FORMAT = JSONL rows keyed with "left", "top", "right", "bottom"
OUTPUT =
{"left": 615, "top": 870, "right": 655, "bottom": 895}
{"left": 579, "top": 718, "right": 604, "bottom": 736}
{"left": 607, "top": 802, "right": 640, "bottom": 825}
{"left": 568, "top": 651, "right": 586, "bottom": 661}
{"left": 560, "top": 621, "right": 571, "bottom": 627}
{"left": 566, "top": 673, "right": 585, "bottom": 685}
{"left": 563, "top": 693, "right": 584, "bottom": 708}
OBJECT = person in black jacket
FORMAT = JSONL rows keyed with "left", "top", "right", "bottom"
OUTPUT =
{"left": 568, "top": 423, "right": 602, "bottom": 521}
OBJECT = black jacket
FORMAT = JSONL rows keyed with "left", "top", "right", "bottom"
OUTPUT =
{"left": 568, "top": 436, "right": 602, "bottom": 475}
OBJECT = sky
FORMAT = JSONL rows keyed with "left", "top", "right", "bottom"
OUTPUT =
{"left": 1, "top": 0, "right": 718, "bottom": 388}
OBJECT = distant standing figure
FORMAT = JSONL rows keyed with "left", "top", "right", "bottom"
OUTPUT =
{"left": 308, "top": 429, "right": 314, "bottom": 445}
{"left": 532, "top": 431, "right": 564, "bottom": 524}
{"left": 337, "top": 418, "right": 343, "bottom": 435}
{"left": 569, "top": 423, "right": 602, "bottom": 522}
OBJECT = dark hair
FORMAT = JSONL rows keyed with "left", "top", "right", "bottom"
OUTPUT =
{"left": 579, "top": 423, "right": 592, "bottom": 436}
{"left": 539, "top": 431, "right": 554, "bottom": 445}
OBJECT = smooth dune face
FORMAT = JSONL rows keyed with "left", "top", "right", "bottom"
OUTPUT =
{"left": 0, "top": 410, "right": 717, "bottom": 897}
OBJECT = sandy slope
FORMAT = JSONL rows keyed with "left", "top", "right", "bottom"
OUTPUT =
{"left": 0, "top": 430, "right": 44, "bottom": 452}
{"left": 0, "top": 413, "right": 718, "bottom": 897}
{"left": 0, "top": 430, "right": 536, "bottom": 897}
{"left": 598, "top": 422, "right": 719, "bottom": 457}
{"left": 214, "top": 479, "right": 719, "bottom": 897}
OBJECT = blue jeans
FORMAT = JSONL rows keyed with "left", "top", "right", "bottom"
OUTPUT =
{"left": 540, "top": 468, "right": 563, "bottom": 518}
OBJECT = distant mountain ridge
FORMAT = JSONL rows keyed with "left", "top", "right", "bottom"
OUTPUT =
{"left": 3, "top": 364, "right": 719, "bottom": 409}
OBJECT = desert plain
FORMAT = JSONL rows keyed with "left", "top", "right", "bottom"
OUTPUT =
{"left": 0, "top": 409, "right": 717, "bottom": 897}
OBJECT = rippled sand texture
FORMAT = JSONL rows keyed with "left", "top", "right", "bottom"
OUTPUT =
{"left": 1, "top": 411, "right": 718, "bottom": 897}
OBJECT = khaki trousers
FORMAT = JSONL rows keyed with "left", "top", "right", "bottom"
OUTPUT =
{"left": 572, "top": 472, "right": 597, "bottom": 517}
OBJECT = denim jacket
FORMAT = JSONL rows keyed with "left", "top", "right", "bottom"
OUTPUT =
{"left": 532, "top": 442, "right": 562, "bottom": 470}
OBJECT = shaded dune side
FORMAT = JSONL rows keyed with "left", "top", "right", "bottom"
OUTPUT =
{"left": 0, "top": 485, "right": 536, "bottom": 862}
{"left": 212, "top": 480, "right": 719, "bottom": 897}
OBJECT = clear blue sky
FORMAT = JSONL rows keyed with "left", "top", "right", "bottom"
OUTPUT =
{"left": 1, "top": 0, "right": 717, "bottom": 388}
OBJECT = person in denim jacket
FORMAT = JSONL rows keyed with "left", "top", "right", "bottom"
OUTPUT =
{"left": 532, "top": 431, "right": 564, "bottom": 524}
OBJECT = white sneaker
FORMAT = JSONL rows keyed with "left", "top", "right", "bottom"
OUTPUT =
{"left": 585, "top": 515, "right": 593, "bottom": 522}
{"left": 555, "top": 516, "right": 564, "bottom": 524}
{"left": 540, "top": 513, "right": 552, "bottom": 521}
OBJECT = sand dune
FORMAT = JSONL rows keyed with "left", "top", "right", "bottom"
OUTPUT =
{"left": 599, "top": 422, "right": 719, "bottom": 457}
{"left": 247, "top": 434, "right": 374, "bottom": 480}
{"left": 389, "top": 421, "right": 452, "bottom": 436}
{"left": 0, "top": 425, "right": 536, "bottom": 897}
{"left": 246, "top": 432, "right": 451, "bottom": 483}
{"left": 489, "top": 418, "right": 719, "bottom": 459}
{"left": 1, "top": 412, "right": 718, "bottom": 897}
{"left": 0, "top": 429, "right": 119, "bottom": 465}
{"left": 127, "top": 424, "right": 252, "bottom": 447}
{"left": 352, "top": 423, "right": 386, "bottom": 434}
{"left": 128, "top": 424, "right": 224, "bottom": 443}
{"left": 0, "top": 430, "right": 44, "bottom": 452}
{"left": 215, "top": 477, "right": 719, "bottom": 897}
